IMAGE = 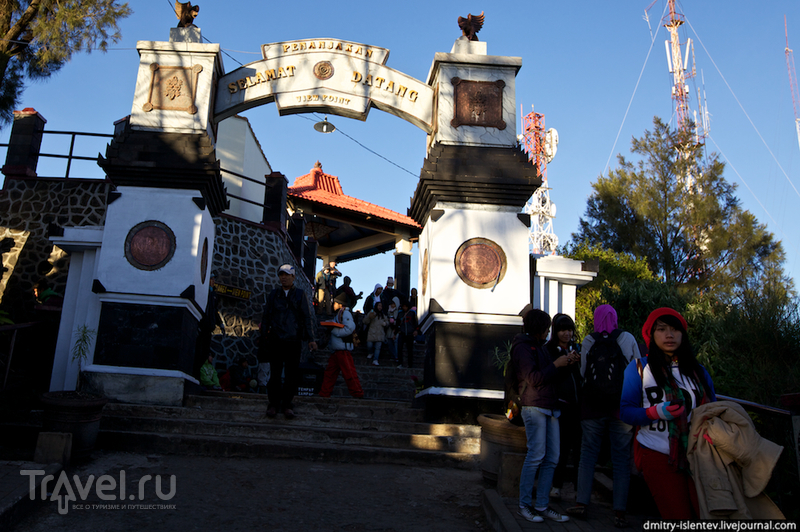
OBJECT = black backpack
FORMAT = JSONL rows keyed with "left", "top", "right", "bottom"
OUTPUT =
{"left": 583, "top": 330, "right": 626, "bottom": 402}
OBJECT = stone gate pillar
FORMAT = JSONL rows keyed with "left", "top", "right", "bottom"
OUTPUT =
{"left": 82, "top": 30, "right": 227, "bottom": 405}
{"left": 410, "top": 38, "right": 541, "bottom": 413}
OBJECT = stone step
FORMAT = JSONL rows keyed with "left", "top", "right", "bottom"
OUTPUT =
{"left": 98, "top": 395, "right": 481, "bottom": 469}
{"left": 97, "top": 430, "right": 479, "bottom": 469}
{"left": 102, "top": 403, "right": 480, "bottom": 440}
{"left": 185, "top": 393, "right": 423, "bottom": 420}
{"left": 100, "top": 416, "right": 479, "bottom": 454}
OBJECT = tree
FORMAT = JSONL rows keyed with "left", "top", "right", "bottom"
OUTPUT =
{"left": 0, "top": 0, "right": 131, "bottom": 125}
{"left": 574, "top": 117, "right": 791, "bottom": 302}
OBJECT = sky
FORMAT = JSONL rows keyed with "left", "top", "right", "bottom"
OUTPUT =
{"left": 3, "top": 0, "right": 800, "bottom": 301}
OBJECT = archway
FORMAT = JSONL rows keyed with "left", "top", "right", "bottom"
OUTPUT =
{"left": 214, "top": 39, "right": 434, "bottom": 133}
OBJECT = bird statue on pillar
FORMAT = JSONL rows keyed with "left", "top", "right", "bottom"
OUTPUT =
{"left": 175, "top": 1, "right": 200, "bottom": 28}
{"left": 458, "top": 11, "right": 485, "bottom": 41}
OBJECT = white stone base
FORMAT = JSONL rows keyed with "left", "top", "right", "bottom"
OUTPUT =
{"left": 82, "top": 366, "right": 198, "bottom": 406}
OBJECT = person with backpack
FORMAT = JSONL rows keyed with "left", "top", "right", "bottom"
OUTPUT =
{"left": 258, "top": 264, "right": 317, "bottom": 420}
{"left": 620, "top": 307, "right": 716, "bottom": 520}
{"left": 512, "top": 309, "right": 578, "bottom": 524}
{"left": 567, "top": 304, "right": 640, "bottom": 527}
{"left": 318, "top": 292, "right": 364, "bottom": 398}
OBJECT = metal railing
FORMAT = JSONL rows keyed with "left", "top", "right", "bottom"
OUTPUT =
{"left": 0, "top": 130, "right": 113, "bottom": 179}
{"left": 220, "top": 167, "right": 267, "bottom": 209}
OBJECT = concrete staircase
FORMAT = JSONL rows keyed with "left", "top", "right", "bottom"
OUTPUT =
{"left": 97, "top": 394, "right": 480, "bottom": 469}
{"left": 93, "top": 327, "right": 479, "bottom": 469}
{"left": 306, "top": 337, "right": 425, "bottom": 401}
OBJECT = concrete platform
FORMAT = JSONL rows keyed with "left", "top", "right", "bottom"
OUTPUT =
{"left": 0, "top": 461, "right": 61, "bottom": 531}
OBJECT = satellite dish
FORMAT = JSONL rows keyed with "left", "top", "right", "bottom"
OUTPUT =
{"left": 545, "top": 128, "right": 559, "bottom": 163}
{"left": 550, "top": 204, "right": 557, "bottom": 217}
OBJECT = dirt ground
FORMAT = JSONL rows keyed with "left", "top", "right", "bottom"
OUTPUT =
{"left": 13, "top": 451, "right": 489, "bottom": 532}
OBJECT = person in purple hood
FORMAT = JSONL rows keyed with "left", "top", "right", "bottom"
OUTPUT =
{"left": 567, "top": 304, "right": 640, "bottom": 527}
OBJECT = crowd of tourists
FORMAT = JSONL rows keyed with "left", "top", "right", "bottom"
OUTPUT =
{"left": 510, "top": 304, "right": 783, "bottom": 525}
{"left": 198, "top": 264, "right": 783, "bottom": 523}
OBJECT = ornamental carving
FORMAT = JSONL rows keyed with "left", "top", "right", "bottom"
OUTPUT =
{"left": 454, "top": 238, "right": 507, "bottom": 289}
{"left": 125, "top": 221, "right": 176, "bottom": 271}
{"left": 313, "top": 61, "right": 335, "bottom": 80}
{"left": 143, "top": 63, "right": 203, "bottom": 114}
{"left": 451, "top": 78, "right": 506, "bottom": 130}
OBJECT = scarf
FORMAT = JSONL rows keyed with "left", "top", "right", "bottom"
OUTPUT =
{"left": 663, "top": 367, "right": 709, "bottom": 473}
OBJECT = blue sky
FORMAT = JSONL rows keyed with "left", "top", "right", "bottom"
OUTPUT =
{"left": 3, "top": 0, "right": 800, "bottom": 301}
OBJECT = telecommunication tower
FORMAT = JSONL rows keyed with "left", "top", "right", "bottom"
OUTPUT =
{"left": 785, "top": 15, "right": 800, "bottom": 151}
{"left": 520, "top": 106, "right": 559, "bottom": 255}
{"left": 662, "top": 0, "right": 708, "bottom": 144}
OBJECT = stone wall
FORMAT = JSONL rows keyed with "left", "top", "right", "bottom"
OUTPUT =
{"left": 209, "top": 215, "right": 315, "bottom": 371}
{"left": 0, "top": 178, "right": 111, "bottom": 321}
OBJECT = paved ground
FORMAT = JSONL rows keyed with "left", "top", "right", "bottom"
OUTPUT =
{"left": 2, "top": 450, "right": 660, "bottom": 532}
{"left": 6, "top": 451, "right": 489, "bottom": 532}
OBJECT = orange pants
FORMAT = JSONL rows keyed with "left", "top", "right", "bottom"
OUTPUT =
{"left": 319, "top": 350, "right": 363, "bottom": 398}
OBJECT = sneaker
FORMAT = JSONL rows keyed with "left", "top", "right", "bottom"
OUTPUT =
{"left": 265, "top": 407, "right": 277, "bottom": 418}
{"left": 367, "top": 354, "right": 373, "bottom": 359}
{"left": 518, "top": 506, "right": 544, "bottom": 523}
{"left": 534, "top": 507, "right": 569, "bottom": 523}
{"left": 283, "top": 408, "right": 295, "bottom": 420}
{"left": 550, "top": 487, "right": 561, "bottom": 500}
{"left": 397, "top": 364, "right": 404, "bottom": 369}
{"left": 372, "top": 360, "right": 379, "bottom": 366}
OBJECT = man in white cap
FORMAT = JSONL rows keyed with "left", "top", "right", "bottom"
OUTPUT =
{"left": 258, "top": 264, "right": 317, "bottom": 419}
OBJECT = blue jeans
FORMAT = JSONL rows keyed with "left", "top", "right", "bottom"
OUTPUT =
{"left": 366, "top": 341, "right": 382, "bottom": 360}
{"left": 576, "top": 417, "right": 634, "bottom": 512}
{"left": 519, "top": 406, "right": 561, "bottom": 509}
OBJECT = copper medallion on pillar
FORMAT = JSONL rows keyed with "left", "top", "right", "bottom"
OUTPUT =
{"left": 454, "top": 238, "right": 507, "bottom": 289}
{"left": 124, "top": 221, "right": 176, "bottom": 271}
{"left": 421, "top": 248, "right": 429, "bottom": 296}
{"left": 200, "top": 237, "right": 209, "bottom": 284}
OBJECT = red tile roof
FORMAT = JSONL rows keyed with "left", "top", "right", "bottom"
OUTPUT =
{"left": 287, "top": 163, "right": 421, "bottom": 229}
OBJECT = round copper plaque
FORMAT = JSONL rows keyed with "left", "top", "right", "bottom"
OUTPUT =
{"left": 125, "top": 221, "right": 176, "bottom": 271}
{"left": 421, "top": 248, "right": 429, "bottom": 297}
{"left": 200, "top": 237, "right": 209, "bottom": 284}
{"left": 313, "top": 61, "right": 334, "bottom": 80}
{"left": 454, "top": 238, "right": 507, "bottom": 289}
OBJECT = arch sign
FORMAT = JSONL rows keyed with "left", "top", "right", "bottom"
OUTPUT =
{"left": 215, "top": 39, "right": 434, "bottom": 133}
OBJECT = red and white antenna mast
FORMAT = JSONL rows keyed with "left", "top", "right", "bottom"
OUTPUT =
{"left": 663, "top": 0, "right": 707, "bottom": 143}
{"left": 785, "top": 15, "right": 800, "bottom": 151}
{"left": 521, "top": 106, "right": 559, "bottom": 255}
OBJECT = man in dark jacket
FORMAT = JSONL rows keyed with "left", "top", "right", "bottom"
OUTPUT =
{"left": 259, "top": 264, "right": 317, "bottom": 419}
{"left": 512, "top": 309, "right": 577, "bottom": 524}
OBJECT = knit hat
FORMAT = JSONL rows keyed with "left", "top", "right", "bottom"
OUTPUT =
{"left": 642, "top": 307, "right": 689, "bottom": 348}
{"left": 333, "top": 292, "right": 348, "bottom": 306}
